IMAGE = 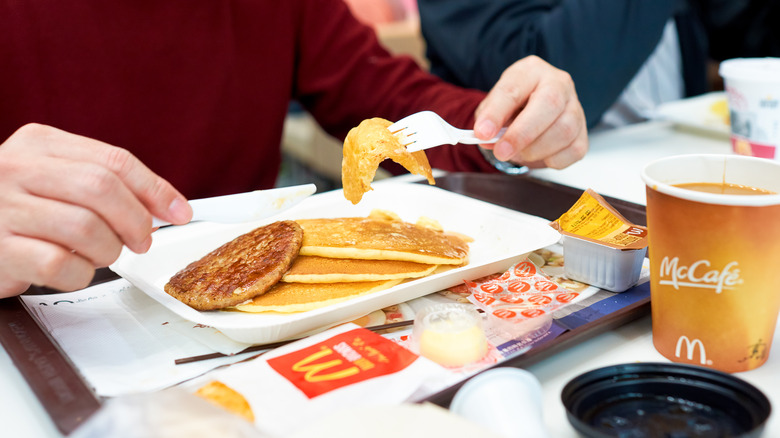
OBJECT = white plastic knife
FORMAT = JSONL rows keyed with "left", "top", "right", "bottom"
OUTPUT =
{"left": 151, "top": 183, "right": 317, "bottom": 227}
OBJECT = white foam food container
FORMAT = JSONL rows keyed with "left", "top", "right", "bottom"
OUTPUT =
{"left": 111, "top": 184, "right": 561, "bottom": 344}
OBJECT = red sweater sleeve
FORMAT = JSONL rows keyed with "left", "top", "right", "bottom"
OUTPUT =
{"left": 292, "top": 0, "right": 497, "bottom": 174}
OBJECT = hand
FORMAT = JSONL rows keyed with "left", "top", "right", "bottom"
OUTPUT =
{"left": 0, "top": 124, "right": 192, "bottom": 297}
{"left": 473, "top": 55, "right": 588, "bottom": 169}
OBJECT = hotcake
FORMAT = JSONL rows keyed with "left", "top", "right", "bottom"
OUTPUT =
{"left": 164, "top": 220, "right": 303, "bottom": 311}
{"left": 296, "top": 217, "right": 469, "bottom": 265}
{"left": 342, "top": 117, "right": 435, "bottom": 204}
{"left": 281, "top": 255, "right": 438, "bottom": 283}
{"left": 232, "top": 279, "right": 404, "bottom": 313}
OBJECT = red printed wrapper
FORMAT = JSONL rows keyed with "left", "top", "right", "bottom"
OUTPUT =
{"left": 465, "top": 259, "right": 579, "bottom": 339}
{"left": 185, "top": 324, "right": 450, "bottom": 437}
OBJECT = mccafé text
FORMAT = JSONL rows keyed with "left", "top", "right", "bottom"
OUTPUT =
{"left": 659, "top": 257, "right": 743, "bottom": 293}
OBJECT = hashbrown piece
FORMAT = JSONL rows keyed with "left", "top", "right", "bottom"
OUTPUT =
{"left": 342, "top": 118, "right": 434, "bottom": 204}
{"left": 195, "top": 381, "right": 255, "bottom": 422}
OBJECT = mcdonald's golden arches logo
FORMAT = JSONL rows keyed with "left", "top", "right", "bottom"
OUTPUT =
{"left": 268, "top": 328, "right": 417, "bottom": 398}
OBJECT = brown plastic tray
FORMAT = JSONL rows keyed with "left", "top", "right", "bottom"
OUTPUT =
{"left": 0, "top": 173, "right": 649, "bottom": 434}
{"left": 422, "top": 173, "right": 650, "bottom": 406}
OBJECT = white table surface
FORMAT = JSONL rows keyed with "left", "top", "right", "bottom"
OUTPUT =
{"left": 2, "top": 120, "right": 778, "bottom": 437}
{"left": 529, "top": 120, "right": 734, "bottom": 205}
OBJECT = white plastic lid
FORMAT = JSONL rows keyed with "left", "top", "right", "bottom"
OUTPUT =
{"left": 719, "top": 57, "right": 780, "bottom": 83}
{"left": 450, "top": 368, "right": 549, "bottom": 438}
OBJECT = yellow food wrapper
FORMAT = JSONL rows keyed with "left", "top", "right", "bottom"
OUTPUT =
{"left": 550, "top": 189, "right": 648, "bottom": 250}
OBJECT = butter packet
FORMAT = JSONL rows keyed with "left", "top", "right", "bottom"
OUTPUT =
{"left": 549, "top": 189, "right": 648, "bottom": 250}
{"left": 464, "top": 259, "right": 578, "bottom": 342}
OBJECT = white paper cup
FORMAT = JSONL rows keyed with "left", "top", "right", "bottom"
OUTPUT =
{"left": 450, "top": 368, "right": 549, "bottom": 438}
{"left": 719, "top": 58, "right": 780, "bottom": 160}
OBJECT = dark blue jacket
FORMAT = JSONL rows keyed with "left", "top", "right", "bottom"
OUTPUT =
{"left": 418, "top": 0, "right": 780, "bottom": 128}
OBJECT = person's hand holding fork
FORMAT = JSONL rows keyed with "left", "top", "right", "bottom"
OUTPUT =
{"left": 474, "top": 55, "right": 588, "bottom": 170}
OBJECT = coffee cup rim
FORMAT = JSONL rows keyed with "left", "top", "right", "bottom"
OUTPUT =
{"left": 641, "top": 154, "right": 780, "bottom": 206}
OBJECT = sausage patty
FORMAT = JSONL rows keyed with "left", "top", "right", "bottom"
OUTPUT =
{"left": 164, "top": 220, "right": 304, "bottom": 310}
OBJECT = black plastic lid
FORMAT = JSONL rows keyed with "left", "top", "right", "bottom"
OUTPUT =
{"left": 561, "top": 362, "right": 772, "bottom": 437}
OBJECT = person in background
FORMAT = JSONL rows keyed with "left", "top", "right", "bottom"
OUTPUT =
{"left": 417, "top": 0, "right": 780, "bottom": 131}
{"left": 0, "top": 0, "right": 587, "bottom": 298}
{"left": 342, "top": 0, "right": 410, "bottom": 25}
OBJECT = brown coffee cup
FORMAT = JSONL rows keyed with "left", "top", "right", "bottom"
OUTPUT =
{"left": 641, "top": 154, "right": 780, "bottom": 372}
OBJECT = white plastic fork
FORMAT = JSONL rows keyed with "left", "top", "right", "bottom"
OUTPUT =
{"left": 388, "top": 111, "right": 507, "bottom": 152}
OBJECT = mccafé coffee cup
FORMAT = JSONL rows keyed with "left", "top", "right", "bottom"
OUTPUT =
{"left": 641, "top": 154, "right": 780, "bottom": 373}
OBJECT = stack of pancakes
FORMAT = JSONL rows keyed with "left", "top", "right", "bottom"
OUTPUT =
{"left": 165, "top": 211, "right": 470, "bottom": 313}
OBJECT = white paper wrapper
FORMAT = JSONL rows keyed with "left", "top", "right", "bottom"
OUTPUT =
{"left": 71, "top": 387, "right": 265, "bottom": 438}
{"left": 288, "top": 403, "right": 501, "bottom": 438}
{"left": 184, "top": 323, "right": 452, "bottom": 437}
{"left": 20, "top": 279, "right": 255, "bottom": 396}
